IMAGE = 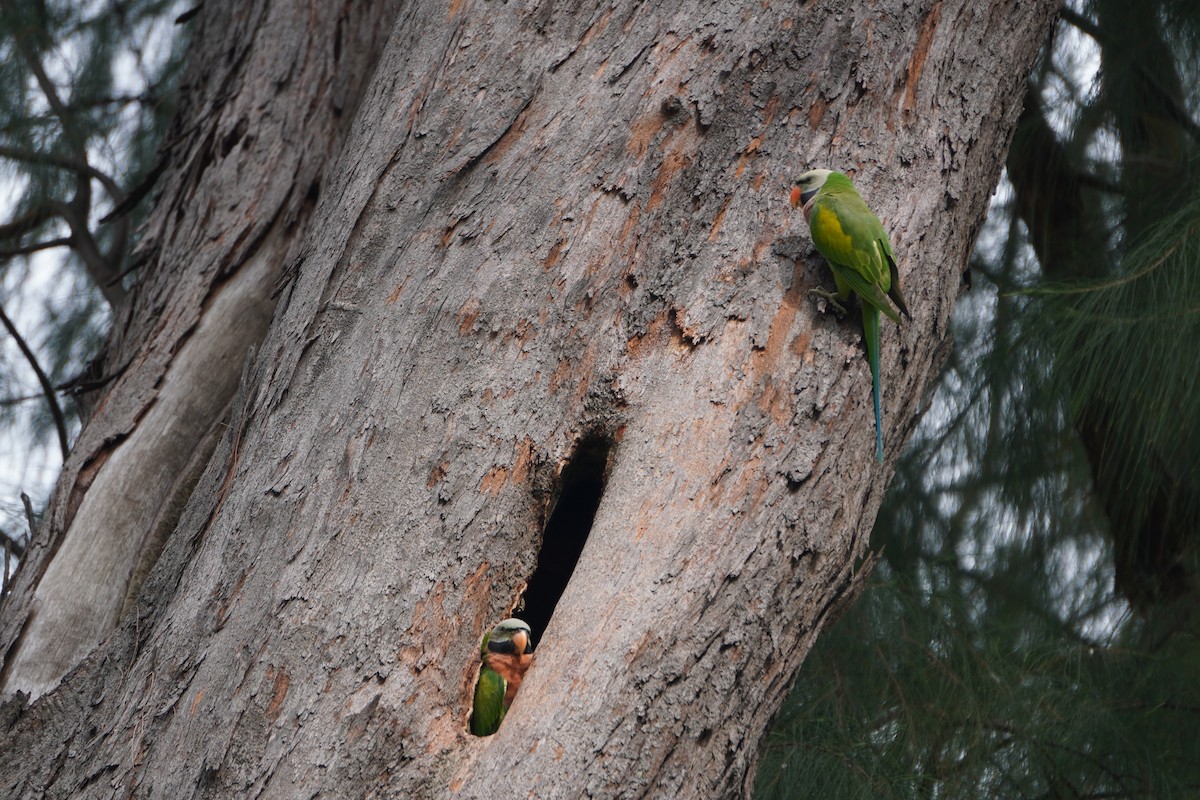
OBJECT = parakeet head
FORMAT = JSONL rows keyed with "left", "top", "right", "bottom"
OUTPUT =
{"left": 789, "top": 168, "right": 834, "bottom": 208}
{"left": 484, "top": 618, "right": 534, "bottom": 657}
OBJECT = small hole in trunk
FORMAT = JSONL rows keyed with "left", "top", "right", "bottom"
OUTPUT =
{"left": 469, "top": 435, "right": 613, "bottom": 736}
{"left": 520, "top": 434, "right": 612, "bottom": 637}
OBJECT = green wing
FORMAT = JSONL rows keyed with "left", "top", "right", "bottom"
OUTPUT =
{"left": 882, "top": 243, "right": 910, "bottom": 319}
{"left": 470, "top": 664, "right": 507, "bottom": 736}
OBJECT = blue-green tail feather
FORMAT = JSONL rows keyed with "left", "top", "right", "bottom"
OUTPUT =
{"left": 863, "top": 307, "right": 884, "bottom": 463}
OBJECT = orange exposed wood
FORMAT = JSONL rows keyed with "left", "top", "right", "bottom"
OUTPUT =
{"left": 762, "top": 94, "right": 781, "bottom": 126}
{"left": 457, "top": 297, "right": 480, "bottom": 334}
{"left": 624, "top": 308, "right": 669, "bottom": 357}
{"left": 189, "top": 688, "right": 206, "bottom": 718}
{"left": 619, "top": 202, "right": 642, "bottom": 252}
{"left": 480, "top": 465, "right": 508, "bottom": 495}
{"left": 265, "top": 666, "right": 290, "bottom": 721}
{"left": 734, "top": 137, "right": 761, "bottom": 179}
{"left": 646, "top": 119, "right": 699, "bottom": 212}
{"left": 808, "top": 96, "right": 827, "bottom": 129}
{"left": 483, "top": 99, "right": 536, "bottom": 166}
{"left": 757, "top": 379, "right": 793, "bottom": 427}
{"left": 579, "top": 7, "right": 613, "bottom": 46}
{"left": 386, "top": 277, "right": 408, "bottom": 304}
{"left": 544, "top": 238, "right": 565, "bottom": 270}
{"left": 708, "top": 195, "right": 731, "bottom": 242}
{"left": 904, "top": 1, "right": 942, "bottom": 116}
{"left": 515, "top": 317, "right": 537, "bottom": 349}
{"left": 790, "top": 329, "right": 813, "bottom": 360}
{"left": 512, "top": 438, "right": 535, "bottom": 485}
{"left": 428, "top": 461, "right": 446, "bottom": 488}
{"left": 216, "top": 570, "right": 248, "bottom": 627}
{"left": 626, "top": 110, "right": 667, "bottom": 159}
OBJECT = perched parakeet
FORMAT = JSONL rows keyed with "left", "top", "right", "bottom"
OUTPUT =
{"left": 790, "top": 169, "right": 910, "bottom": 463}
{"left": 470, "top": 618, "right": 534, "bottom": 736}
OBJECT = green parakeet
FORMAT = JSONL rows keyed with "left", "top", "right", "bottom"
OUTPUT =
{"left": 470, "top": 618, "right": 534, "bottom": 736}
{"left": 790, "top": 169, "right": 910, "bottom": 463}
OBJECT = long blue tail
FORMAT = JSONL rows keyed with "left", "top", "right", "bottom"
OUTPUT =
{"left": 863, "top": 308, "right": 884, "bottom": 463}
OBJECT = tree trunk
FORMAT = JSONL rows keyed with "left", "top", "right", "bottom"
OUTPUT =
{"left": 0, "top": 0, "right": 404, "bottom": 697}
{"left": 1, "top": 0, "right": 1056, "bottom": 797}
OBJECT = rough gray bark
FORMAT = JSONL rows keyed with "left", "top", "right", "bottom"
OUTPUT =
{"left": 0, "top": 0, "right": 403, "bottom": 697}
{"left": 1, "top": 0, "right": 1057, "bottom": 797}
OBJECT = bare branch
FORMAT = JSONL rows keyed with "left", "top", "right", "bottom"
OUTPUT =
{"left": 0, "top": 526, "right": 26, "bottom": 560}
{"left": 0, "top": 391, "right": 52, "bottom": 406}
{"left": 0, "top": 202, "right": 57, "bottom": 241}
{"left": 73, "top": 92, "right": 160, "bottom": 109}
{"left": 1059, "top": 7, "right": 1103, "bottom": 42}
{"left": 101, "top": 154, "right": 168, "bottom": 224}
{"left": 20, "top": 492, "right": 37, "bottom": 539}
{"left": 2, "top": 532, "right": 11, "bottom": 597}
{"left": 0, "top": 236, "right": 72, "bottom": 259}
{"left": 0, "top": 303, "right": 70, "bottom": 461}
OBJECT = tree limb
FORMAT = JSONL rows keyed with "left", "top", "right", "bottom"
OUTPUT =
{"left": 0, "top": 391, "right": 53, "bottom": 406}
{"left": 0, "top": 144, "right": 127, "bottom": 206}
{"left": 2, "top": 533, "right": 11, "bottom": 597}
{"left": 0, "top": 236, "right": 72, "bottom": 259}
{"left": 0, "top": 526, "right": 26, "bottom": 559}
{"left": 20, "top": 491, "right": 37, "bottom": 539}
{"left": 0, "top": 303, "right": 70, "bottom": 461}
{"left": 0, "top": 203, "right": 56, "bottom": 241}
{"left": 1058, "top": 6, "right": 1103, "bottom": 41}
{"left": 47, "top": 199, "right": 127, "bottom": 309}
{"left": 100, "top": 154, "right": 168, "bottom": 224}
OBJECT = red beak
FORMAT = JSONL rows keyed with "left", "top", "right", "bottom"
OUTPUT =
{"left": 789, "top": 186, "right": 802, "bottom": 208}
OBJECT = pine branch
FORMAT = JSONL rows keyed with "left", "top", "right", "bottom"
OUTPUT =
{"left": 175, "top": 4, "right": 203, "bottom": 25}
{"left": 3, "top": 0, "right": 87, "bottom": 159}
{"left": 0, "top": 303, "right": 69, "bottom": 461}
{"left": 0, "top": 144, "right": 127, "bottom": 205}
